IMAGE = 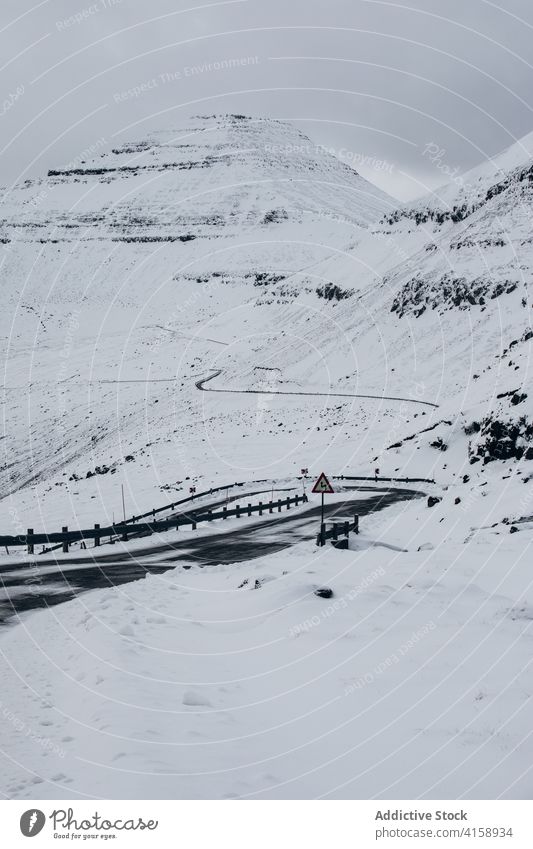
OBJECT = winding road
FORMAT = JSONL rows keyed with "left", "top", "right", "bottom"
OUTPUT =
{"left": 195, "top": 369, "right": 439, "bottom": 408}
{"left": 0, "top": 486, "right": 423, "bottom": 625}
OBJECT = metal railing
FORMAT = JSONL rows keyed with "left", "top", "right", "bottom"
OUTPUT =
{"left": 331, "top": 475, "right": 435, "bottom": 484}
{"left": 1, "top": 494, "right": 308, "bottom": 555}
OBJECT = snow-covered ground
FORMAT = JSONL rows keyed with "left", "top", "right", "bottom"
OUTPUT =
{"left": 0, "top": 487, "right": 531, "bottom": 800}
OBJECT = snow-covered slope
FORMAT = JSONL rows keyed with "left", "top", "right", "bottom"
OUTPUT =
{"left": 364, "top": 132, "right": 533, "bottom": 482}
{"left": 3, "top": 117, "right": 533, "bottom": 534}
{"left": 2, "top": 509, "right": 531, "bottom": 800}
{"left": 0, "top": 115, "right": 394, "bottom": 529}
{"left": 2, "top": 119, "right": 533, "bottom": 803}
{"left": 189, "top": 128, "right": 533, "bottom": 525}
{"left": 1, "top": 114, "right": 390, "bottom": 309}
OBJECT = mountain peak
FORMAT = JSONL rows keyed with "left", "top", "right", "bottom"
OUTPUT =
{"left": 1, "top": 115, "right": 392, "bottom": 310}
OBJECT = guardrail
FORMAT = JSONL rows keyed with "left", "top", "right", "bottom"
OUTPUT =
{"left": 0, "top": 494, "right": 308, "bottom": 555}
{"left": 34, "top": 480, "right": 296, "bottom": 555}
{"left": 1, "top": 472, "right": 432, "bottom": 557}
{"left": 316, "top": 515, "right": 359, "bottom": 547}
{"left": 122, "top": 479, "right": 274, "bottom": 525}
{"left": 331, "top": 475, "right": 435, "bottom": 484}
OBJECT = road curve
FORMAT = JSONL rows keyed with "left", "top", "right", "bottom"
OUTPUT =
{"left": 195, "top": 369, "right": 439, "bottom": 408}
{"left": 0, "top": 487, "right": 424, "bottom": 625}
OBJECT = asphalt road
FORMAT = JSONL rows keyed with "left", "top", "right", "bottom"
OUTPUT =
{"left": 0, "top": 487, "right": 424, "bottom": 626}
{"left": 196, "top": 369, "right": 439, "bottom": 408}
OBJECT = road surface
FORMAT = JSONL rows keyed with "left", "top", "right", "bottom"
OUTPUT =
{"left": 0, "top": 486, "right": 423, "bottom": 626}
{"left": 195, "top": 369, "right": 438, "bottom": 407}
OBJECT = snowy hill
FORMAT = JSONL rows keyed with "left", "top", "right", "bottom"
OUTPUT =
{"left": 1, "top": 118, "right": 533, "bottom": 803}
{"left": 363, "top": 133, "right": 533, "bottom": 483}
{"left": 2, "top": 117, "right": 533, "bottom": 532}
{"left": 0, "top": 114, "right": 394, "bottom": 529}
{"left": 1, "top": 114, "right": 390, "bottom": 310}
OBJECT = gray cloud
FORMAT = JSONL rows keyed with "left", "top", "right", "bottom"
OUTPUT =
{"left": 1, "top": 0, "right": 532, "bottom": 199}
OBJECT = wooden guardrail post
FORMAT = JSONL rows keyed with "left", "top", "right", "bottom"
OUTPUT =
{"left": 236, "top": 504, "right": 241, "bottom": 518}
{"left": 222, "top": 507, "right": 227, "bottom": 519}
{"left": 259, "top": 501, "right": 263, "bottom": 516}
{"left": 94, "top": 524, "right": 100, "bottom": 546}
{"left": 192, "top": 520, "right": 197, "bottom": 530}
{"left": 332, "top": 523, "right": 338, "bottom": 541}
{"left": 277, "top": 499, "right": 282, "bottom": 512}
{"left": 268, "top": 501, "right": 273, "bottom": 513}
{"left": 27, "top": 529, "right": 34, "bottom": 555}
{"left": 286, "top": 497, "right": 290, "bottom": 510}
{"left": 62, "top": 527, "right": 69, "bottom": 553}
{"left": 247, "top": 503, "right": 252, "bottom": 516}
{"left": 295, "top": 495, "right": 300, "bottom": 506}
{"left": 208, "top": 510, "right": 213, "bottom": 522}
{"left": 344, "top": 521, "right": 349, "bottom": 537}
{"left": 354, "top": 515, "right": 359, "bottom": 535}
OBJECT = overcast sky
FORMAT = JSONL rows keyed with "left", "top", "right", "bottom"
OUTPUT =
{"left": 1, "top": 0, "right": 533, "bottom": 199}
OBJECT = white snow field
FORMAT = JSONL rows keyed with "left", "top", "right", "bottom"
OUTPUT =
{"left": 0, "top": 487, "right": 531, "bottom": 799}
{"left": 1, "top": 115, "right": 533, "bottom": 798}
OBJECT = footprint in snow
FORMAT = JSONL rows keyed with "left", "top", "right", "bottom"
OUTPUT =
{"left": 182, "top": 690, "right": 211, "bottom": 707}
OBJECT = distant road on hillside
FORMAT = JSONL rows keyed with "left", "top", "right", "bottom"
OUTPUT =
{"left": 195, "top": 369, "right": 439, "bottom": 407}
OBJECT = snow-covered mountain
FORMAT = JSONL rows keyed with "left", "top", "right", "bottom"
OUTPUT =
{"left": 2, "top": 115, "right": 533, "bottom": 533}
{"left": 1, "top": 114, "right": 390, "bottom": 310}
{"left": 0, "top": 114, "right": 393, "bottom": 528}
{"left": 2, "top": 116, "right": 533, "bottom": 803}
{"left": 364, "top": 133, "right": 533, "bottom": 477}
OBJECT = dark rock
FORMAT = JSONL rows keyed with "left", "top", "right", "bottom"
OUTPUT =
{"left": 427, "top": 496, "right": 442, "bottom": 508}
{"left": 262, "top": 208, "right": 289, "bottom": 224}
{"left": 314, "top": 587, "right": 334, "bottom": 599}
{"left": 509, "top": 525, "right": 519, "bottom": 534}
{"left": 316, "top": 283, "right": 352, "bottom": 301}
{"left": 454, "top": 497, "right": 461, "bottom": 504}
{"left": 468, "top": 415, "right": 533, "bottom": 464}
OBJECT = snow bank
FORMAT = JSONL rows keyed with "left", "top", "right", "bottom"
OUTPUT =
{"left": 0, "top": 493, "right": 531, "bottom": 800}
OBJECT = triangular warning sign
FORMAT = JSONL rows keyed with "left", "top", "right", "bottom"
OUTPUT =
{"left": 311, "top": 472, "right": 334, "bottom": 494}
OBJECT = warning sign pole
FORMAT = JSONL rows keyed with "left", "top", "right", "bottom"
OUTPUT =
{"left": 311, "top": 472, "right": 334, "bottom": 546}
